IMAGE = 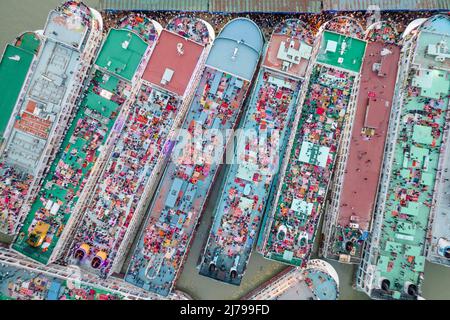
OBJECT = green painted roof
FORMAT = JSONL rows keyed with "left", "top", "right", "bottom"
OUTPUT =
{"left": 317, "top": 31, "right": 366, "bottom": 73}
{"left": 0, "top": 45, "right": 34, "bottom": 136}
{"left": 95, "top": 29, "right": 148, "bottom": 81}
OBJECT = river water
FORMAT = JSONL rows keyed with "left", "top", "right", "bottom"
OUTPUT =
{"left": 0, "top": 0, "right": 448, "bottom": 300}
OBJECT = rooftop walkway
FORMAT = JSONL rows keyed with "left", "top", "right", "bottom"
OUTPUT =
{"left": 95, "top": 29, "right": 148, "bottom": 81}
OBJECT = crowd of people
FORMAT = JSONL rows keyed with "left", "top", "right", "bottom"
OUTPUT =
{"left": 100, "top": 9, "right": 434, "bottom": 44}
{"left": 366, "top": 20, "right": 400, "bottom": 43}
{"left": 167, "top": 15, "right": 211, "bottom": 45}
{"left": 14, "top": 70, "right": 125, "bottom": 261}
{"left": 376, "top": 62, "right": 448, "bottom": 294}
{"left": 201, "top": 69, "right": 302, "bottom": 282}
{"left": 0, "top": 165, "right": 32, "bottom": 235}
{"left": 0, "top": 264, "right": 122, "bottom": 300}
{"left": 324, "top": 16, "right": 365, "bottom": 39}
{"left": 263, "top": 65, "right": 355, "bottom": 266}
{"left": 118, "top": 13, "right": 158, "bottom": 44}
{"left": 126, "top": 67, "right": 249, "bottom": 296}
{"left": 71, "top": 85, "right": 181, "bottom": 277}
{"left": 59, "top": 0, "right": 93, "bottom": 28}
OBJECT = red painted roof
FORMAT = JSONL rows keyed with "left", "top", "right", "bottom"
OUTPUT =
{"left": 337, "top": 42, "right": 401, "bottom": 230}
{"left": 143, "top": 30, "right": 204, "bottom": 97}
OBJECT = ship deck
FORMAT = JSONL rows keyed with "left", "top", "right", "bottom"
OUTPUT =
{"left": 423, "top": 16, "right": 450, "bottom": 267}
{"left": 3, "top": 39, "right": 82, "bottom": 174}
{"left": 198, "top": 69, "right": 301, "bottom": 285}
{"left": 0, "top": 263, "right": 122, "bottom": 300}
{"left": 372, "top": 18, "right": 449, "bottom": 298}
{"left": 0, "top": 8, "right": 91, "bottom": 236}
{"left": 329, "top": 41, "right": 401, "bottom": 260}
{"left": 69, "top": 84, "right": 182, "bottom": 275}
{"left": 261, "top": 63, "right": 356, "bottom": 267}
{"left": 374, "top": 86, "right": 447, "bottom": 299}
{"left": 317, "top": 31, "right": 366, "bottom": 73}
{"left": 167, "top": 16, "right": 211, "bottom": 46}
{"left": 125, "top": 66, "right": 250, "bottom": 296}
{"left": 125, "top": 18, "right": 263, "bottom": 296}
{"left": 118, "top": 14, "right": 159, "bottom": 44}
{"left": 13, "top": 70, "right": 127, "bottom": 264}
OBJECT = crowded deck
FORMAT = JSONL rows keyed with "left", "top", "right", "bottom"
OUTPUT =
{"left": 118, "top": 13, "right": 160, "bottom": 44}
{"left": 125, "top": 18, "right": 263, "bottom": 296}
{"left": 0, "top": 2, "right": 98, "bottom": 237}
{"left": 199, "top": 19, "right": 313, "bottom": 285}
{"left": 68, "top": 17, "right": 212, "bottom": 277}
{"left": 69, "top": 84, "right": 181, "bottom": 276}
{"left": 166, "top": 15, "right": 212, "bottom": 45}
{"left": 0, "top": 263, "right": 123, "bottom": 300}
{"left": 12, "top": 69, "right": 129, "bottom": 264}
{"left": 259, "top": 63, "right": 356, "bottom": 266}
{"left": 323, "top": 22, "right": 401, "bottom": 263}
{"left": 362, "top": 15, "right": 450, "bottom": 299}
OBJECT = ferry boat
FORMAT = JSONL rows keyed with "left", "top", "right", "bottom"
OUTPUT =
{"left": 321, "top": 21, "right": 402, "bottom": 264}
{"left": 125, "top": 18, "right": 264, "bottom": 297}
{"left": 258, "top": 17, "right": 367, "bottom": 267}
{"left": 66, "top": 15, "right": 214, "bottom": 277}
{"left": 0, "top": 1, "right": 103, "bottom": 239}
{"left": 357, "top": 14, "right": 450, "bottom": 300}
{"left": 198, "top": 19, "right": 315, "bottom": 286}
{"left": 12, "top": 21, "right": 152, "bottom": 265}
